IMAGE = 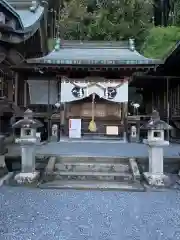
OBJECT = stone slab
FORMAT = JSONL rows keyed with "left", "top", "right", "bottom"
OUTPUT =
{"left": 52, "top": 170, "right": 133, "bottom": 181}
{"left": 39, "top": 180, "right": 145, "bottom": 191}
{"left": 53, "top": 171, "right": 131, "bottom": 177}
{"left": 55, "top": 162, "right": 129, "bottom": 173}
{"left": 45, "top": 156, "right": 56, "bottom": 174}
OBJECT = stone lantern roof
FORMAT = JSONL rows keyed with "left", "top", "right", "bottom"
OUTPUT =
{"left": 12, "top": 109, "right": 43, "bottom": 129}
{"left": 141, "top": 110, "right": 173, "bottom": 130}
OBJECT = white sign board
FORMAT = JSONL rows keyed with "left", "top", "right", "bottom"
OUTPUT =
{"left": 69, "top": 119, "right": 81, "bottom": 138}
{"left": 106, "top": 126, "right": 119, "bottom": 135}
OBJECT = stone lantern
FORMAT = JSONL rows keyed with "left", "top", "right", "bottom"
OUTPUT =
{"left": 12, "top": 109, "right": 43, "bottom": 183}
{"left": 141, "top": 110, "right": 172, "bottom": 186}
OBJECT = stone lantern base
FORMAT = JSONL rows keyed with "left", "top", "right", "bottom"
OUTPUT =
{"left": 14, "top": 171, "right": 40, "bottom": 184}
{"left": 143, "top": 172, "right": 170, "bottom": 187}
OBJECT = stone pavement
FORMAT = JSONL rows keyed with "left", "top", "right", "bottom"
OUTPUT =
{"left": 6, "top": 142, "right": 180, "bottom": 158}
{"left": 0, "top": 186, "right": 180, "bottom": 240}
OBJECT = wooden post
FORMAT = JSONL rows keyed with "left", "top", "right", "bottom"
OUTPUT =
{"left": 151, "top": 91, "right": 154, "bottom": 111}
{"left": 8, "top": 78, "right": 13, "bottom": 102}
{"left": 47, "top": 79, "right": 50, "bottom": 140}
{"left": 14, "top": 73, "right": 18, "bottom": 105}
{"left": 24, "top": 79, "right": 27, "bottom": 108}
{"left": 167, "top": 77, "right": 170, "bottom": 141}
{"left": 123, "top": 102, "right": 128, "bottom": 142}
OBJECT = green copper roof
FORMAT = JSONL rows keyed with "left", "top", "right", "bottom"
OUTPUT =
{"left": 27, "top": 39, "right": 163, "bottom": 66}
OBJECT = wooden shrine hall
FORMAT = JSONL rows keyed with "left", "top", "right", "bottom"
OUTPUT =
{"left": 131, "top": 41, "right": 180, "bottom": 140}
{"left": 11, "top": 39, "right": 162, "bottom": 140}
{"left": 0, "top": 0, "right": 55, "bottom": 135}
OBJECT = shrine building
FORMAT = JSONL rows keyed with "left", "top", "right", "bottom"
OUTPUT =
{"left": 0, "top": 0, "right": 52, "bottom": 134}
{"left": 12, "top": 38, "right": 162, "bottom": 140}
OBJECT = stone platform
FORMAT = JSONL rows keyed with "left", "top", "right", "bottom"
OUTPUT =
{"left": 5, "top": 141, "right": 180, "bottom": 158}
{"left": 3, "top": 141, "right": 180, "bottom": 191}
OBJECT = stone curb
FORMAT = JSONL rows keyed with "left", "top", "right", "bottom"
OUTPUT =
{"left": 0, "top": 172, "right": 14, "bottom": 187}
{"left": 45, "top": 156, "right": 56, "bottom": 175}
{"left": 129, "top": 158, "right": 141, "bottom": 180}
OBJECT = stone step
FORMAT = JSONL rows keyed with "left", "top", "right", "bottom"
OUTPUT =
{"left": 38, "top": 180, "right": 145, "bottom": 191}
{"left": 52, "top": 171, "right": 133, "bottom": 182}
{"left": 56, "top": 156, "right": 129, "bottom": 164}
{"left": 55, "top": 162, "right": 130, "bottom": 173}
{"left": 54, "top": 171, "right": 131, "bottom": 177}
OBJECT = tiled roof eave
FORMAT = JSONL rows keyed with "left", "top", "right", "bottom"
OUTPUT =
{"left": 27, "top": 58, "right": 163, "bottom": 65}
{"left": 1, "top": 0, "right": 24, "bottom": 29}
{"left": 0, "top": 8, "right": 44, "bottom": 43}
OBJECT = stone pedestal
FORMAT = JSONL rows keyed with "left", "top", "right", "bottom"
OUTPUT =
{"left": 148, "top": 146, "right": 163, "bottom": 174}
{"left": 14, "top": 172, "right": 40, "bottom": 184}
{"left": 143, "top": 172, "right": 168, "bottom": 186}
{"left": 143, "top": 140, "right": 169, "bottom": 186}
{"left": 21, "top": 145, "right": 36, "bottom": 173}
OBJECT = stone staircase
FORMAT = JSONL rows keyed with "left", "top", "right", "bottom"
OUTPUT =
{"left": 39, "top": 156, "right": 144, "bottom": 191}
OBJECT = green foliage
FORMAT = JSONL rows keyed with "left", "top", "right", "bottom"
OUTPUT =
{"left": 170, "top": 0, "right": 180, "bottom": 25}
{"left": 48, "top": 38, "right": 56, "bottom": 51}
{"left": 57, "top": 0, "right": 153, "bottom": 43}
{"left": 141, "top": 26, "right": 180, "bottom": 59}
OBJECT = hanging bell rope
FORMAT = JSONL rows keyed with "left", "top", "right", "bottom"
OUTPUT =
{"left": 88, "top": 93, "right": 97, "bottom": 132}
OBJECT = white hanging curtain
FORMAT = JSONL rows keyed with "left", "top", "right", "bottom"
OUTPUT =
{"left": 61, "top": 79, "right": 128, "bottom": 103}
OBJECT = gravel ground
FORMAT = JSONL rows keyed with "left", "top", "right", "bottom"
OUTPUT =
{"left": 1, "top": 186, "right": 180, "bottom": 240}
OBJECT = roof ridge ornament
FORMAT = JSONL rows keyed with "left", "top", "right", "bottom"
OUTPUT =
{"left": 54, "top": 38, "right": 61, "bottom": 51}
{"left": 30, "top": 1, "right": 38, "bottom": 12}
{"left": 129, "top": 38, "right": 135, "bottom": 51}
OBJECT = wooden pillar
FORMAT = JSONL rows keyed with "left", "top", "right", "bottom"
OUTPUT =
{"left": 151, "top": 91, "right": 154, "bottom": 111}
{"left": 24, "top": 79, "right": 27, "bottom": 107}
{"left": 47, "top": 79, "right": 51, "bottom": 140}
{"left": 177, "top": 84, "right": 180, "bottom": 110}
{"left": 167, "top": 77, "right": 170, "bottom": 141}
{"left": 7, "top": 79, "right": 13, "bottom": 102}
{"left": 123, "top": 102, "right": 128, "bottom": 142}
{"left": 14, "top": 73, "right": 18, "bottom": 105}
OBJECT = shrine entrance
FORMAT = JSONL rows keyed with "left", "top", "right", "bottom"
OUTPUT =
{"left": 63, "top": 94, "right": 125, "bottom": 140}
